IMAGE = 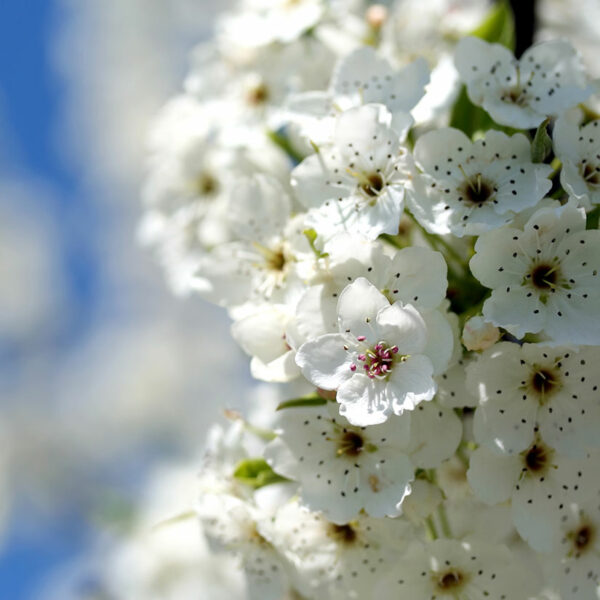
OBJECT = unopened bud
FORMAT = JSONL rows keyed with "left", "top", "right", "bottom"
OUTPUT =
{"left": 366, "top": 4, "right": 388, "bottom": 29}
{"left": 462, "top": 316, "right": 500, "bottom": 351}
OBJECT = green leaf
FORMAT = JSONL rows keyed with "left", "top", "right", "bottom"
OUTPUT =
{"left": 449, "top": 86, "right": 495, "bottom": 138}
{"left": 470, "top": 0, "right": 515, "bottom": 50}
{"left": 266, "top": 128, "right": 306, "bottom": 164}
{"left": 531, "top": 118, "right": 553, "bottom": 163}
{"left": 303, "top": 229, "right": 329, "bottom": 259}
{"left": 586, "top": 206, "right": 600, "bottom": 229}
{"left": 277, "top": 393, "right": 327, "bottom": 411}
{"left": 233, "top": 458, "right": 289, "bottom": 489}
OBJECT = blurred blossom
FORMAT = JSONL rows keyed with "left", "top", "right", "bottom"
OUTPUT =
{"left": 33, "top": 459, "right": 246, "bottom": 600}
{"left": 54, "top": 0, "right": 235, "bottom": 197}
{"left": 537, "top": 0, "right": 600, "bottom": 77}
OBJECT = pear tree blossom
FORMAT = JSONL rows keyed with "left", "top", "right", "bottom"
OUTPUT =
{"left": 470, "top": 201, "right": 600, "bottom": 344}
{"left": 134, "top": 1, "right": 600, "bottom": 598}
{"left": 291, "top": 103, "right": 413, "bottom": 241}
{"left": 554, "top": 107, "right": 600, "bottom": 210}
{"left": 455, "top": 36, "right": 592, "bottom": 128}
{"left": 295, "top": 278, "right": 451, "bottom": 425}
{"left": 265, "top": 402, "right": 414, "bottom": 523}
{"left": 408, "top": 127, "right": 553, "bottom": 237}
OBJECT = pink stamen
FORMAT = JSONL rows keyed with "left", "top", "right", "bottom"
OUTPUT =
{"left": 357, "top": 335, "right": 366, "bottom": 342}
{"left": 350, "top": 364, "right": 357, "bottom": 371}
{"left": 355, "top": 340, "right": 400, "bottom": 379}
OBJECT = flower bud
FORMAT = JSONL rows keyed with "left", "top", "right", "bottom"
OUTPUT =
{"left": 462, "top": 316, "right": 500, "bottom": 351}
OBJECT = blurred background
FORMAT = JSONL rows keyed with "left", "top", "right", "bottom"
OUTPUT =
{"left": 0, "top": 1, "right": 246, "bottom": 597}
{"left": 0, "top": 0, "right": 598, "bottom": 598}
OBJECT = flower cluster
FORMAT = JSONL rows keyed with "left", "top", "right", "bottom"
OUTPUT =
{"left": 141, "top": 1, "right": 600, "bottom": 598}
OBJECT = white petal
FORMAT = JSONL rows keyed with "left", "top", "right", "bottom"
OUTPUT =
{"left": 337, "top": 277, "right": 389, "bottom": 341}
{"left": 467, "top": 446, "right": 520, "bottom": 505}
{"left": 295, "top": 333, "right": 355, "bottom": 390}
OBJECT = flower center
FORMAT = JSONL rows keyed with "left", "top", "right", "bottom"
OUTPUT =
{"left": 500, "top": 86, "right": 529, "bottom": 106}
{"left": 580, "top": 162, "right": 600, "bottom": 186}
{"left": 337, "top": 430, "right": 364, "bottom": 457}
{"left": 355, "top": 340, "right": 402, "bottom": 379}
{"left": 253, "top": 242, "right": 287, "bottom": 272}
{"left": 530, "top": 263, "right": 559, "bottom": 290}
{"left": 247, "top": 82, "right": 270, "bottom": 106}
{"left": 522, "top": 441, "right": 553, "bottom": 476}
{"left": 435, "top": 569, "right": 467, "bottom": 593}
{"left": 327, "top": 522, "right": 359, "bottom": 545}
{"left": 360, "top": 172, "right": 385, "bottom": 197}
{"left": 530, "top": 366, "right": 560, "bottom": 401}
{"left": 194, "top": 172, "right": 219, "bottom": 197}
{"left": 571, "top": 523, "right": 596, "bottom": 555}
{"left": 460, "top": 173, "right": 496, "bottom": 206}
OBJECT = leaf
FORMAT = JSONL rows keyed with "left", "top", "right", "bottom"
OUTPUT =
{"left": 266, "top": 127, "right": 306, "bottom": 165}
{"left": 470, "top": 0, "right": 515, "bottom": 50}
{"left": 233, "top": 458, "right": 289, "bottom": 489}
{"left": 303, "top": 228, "right": 329, "bottom": 259}
{"left": 276, "top": 393, "right": 327, "bottom": 411}
{"left": 449, "top": 86, "right": 496, "bottom": 138}
{"left": 531, "top": 118, "right": 553, "bottom": 163}
{"left": 586, "top": 206, "right": 600, "bottom": 229}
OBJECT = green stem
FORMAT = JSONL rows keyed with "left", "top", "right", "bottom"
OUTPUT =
{"left": 437, "top": 505, "right": 453, "bottom": 539}
{"left": 224, "top": 409, "right": 276, "bottom": 441}
{"left": 425, "top": 515, "right": 439, "bottom": 540}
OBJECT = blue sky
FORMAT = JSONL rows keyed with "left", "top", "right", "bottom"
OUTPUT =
{"left": 0, "top": 1, "right": 101, "bottom": 596}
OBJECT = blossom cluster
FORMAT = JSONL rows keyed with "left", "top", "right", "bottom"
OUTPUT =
{"left": 141, "top": 1, "right": 600, "bottom": 598}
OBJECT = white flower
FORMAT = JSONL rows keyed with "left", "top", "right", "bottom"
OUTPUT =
{"left": 267, "top": 499, "right": 415, "bottom": 600}
{"left": 231, "top": 303, "right": 300, "bottom": 383}
{"left": 140, "top": 95, "right": 290, "bottom": 295}
{"left": 295, "top": 278, "right": 446, "bottom": 425}
{"left": 217, "top": 0, "right": 326, "bottom": 48}
{"left": 265, "top": 402, "right": 414, "bottom": 523}
{"left": 455, "top": 37, "right": 592, "bottom": 128}
{"left": 470, "top": 200, "right": 600, "bottom": 344}
{"left": 199, "top": 493, "right": 290, "bottom": 600}
{"left": 467, "top": 442, "right": 600, "bottom": 552}
{"left": 468, "top": 342, "right": 600, "bottom": 457}
{"left": 286, "top": 46, "right": 428, "bottom": 144}
{"left": 550, "top": 495, "right": 600, "bottom": 599}
{"left": 291, "top": 103, "right": 412, "bottom": 241}
{"left": 407, "top": 400, "right": 463, "bottom": 469}
{"left": 379, "top": 538, "right": 540, "bottom": 600}
{"left": 554, "top": 109, "right": 600, "bottom": 210}
{"left": 408, "top": 127, "right": 553, "bottom": 237}
{"left": 289, "top": 233, "right": 449, "bottom": 347}
{"left": 436, "top": 356, "right": 479, "bottom": 409}
{"left": 196, "top": 175, "right": 311, "bottom": 308}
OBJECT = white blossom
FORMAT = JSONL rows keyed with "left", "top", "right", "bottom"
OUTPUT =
{"left": 470, "top": 200, "right": 600, "bottom": 344}
{"left": 550, "top": 493, "right": 600, "bottom": 599}
{"left": 291, "top": 103, "right": 412, "bottom": 241}
{"left": 379, "top": 538, "right": 540, "bottom": 600}
{"left": 468, "top": 342, "right": 600, "bottom": 457}
{"left": 467, "top": 442, "right": 600, "bottom": 552}
{"left": 286, "top": 45, "right": 429, "bottom": 144}
{"left": 455, "top": 37, "right": 592, "bottom": 128}
{"left": 265, "top": 402, "right": 414, "bottom": 523}
{"left": 196, "top": 175, "right": 311, "bottom": 309}
{"left": 554, "top": 108, "right": 600, "bottom": 210}
{"left": 295, "top": 278, "right": 450, "bottom": 425}
{"left": 267, "top": 500, "right": 415, "bottom": 600}
{"left": 408, "top": 127, "right": 553, "bottom": 237}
